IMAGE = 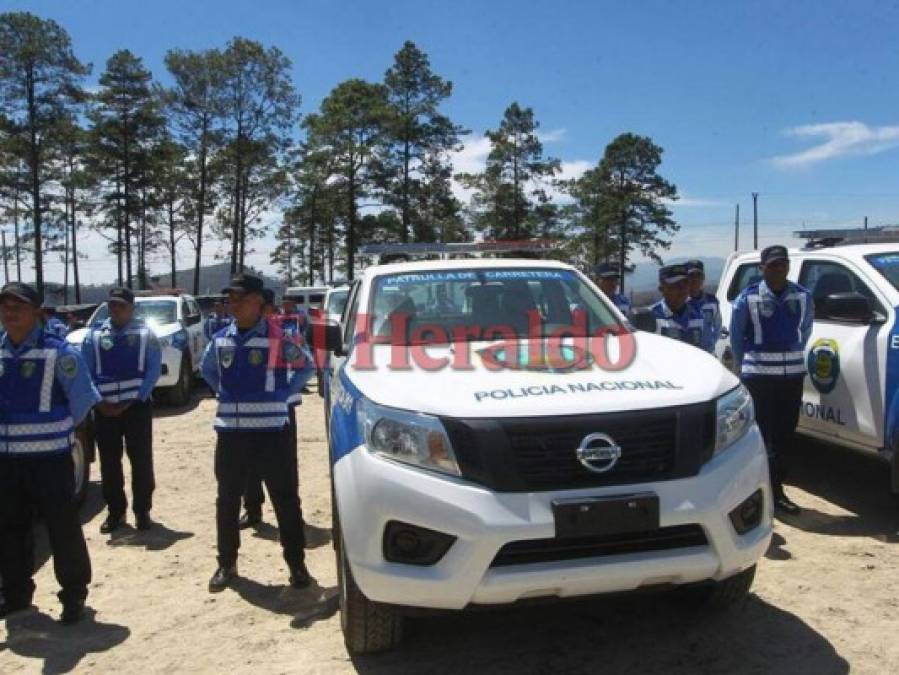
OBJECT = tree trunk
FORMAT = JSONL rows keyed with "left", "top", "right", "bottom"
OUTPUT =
{"left": 347, "top": 167, "right": 356, "bottom": 280}
{"left": 72, "top": 216, "right": 81, "bottom": 303}
{"left": 63, "top": 189, "right": 70, "bottom": 304}
{"left": 169, "top": 197, "right": 177, "bottom": 286}
{"left": 13, "top": 162, "right": 22, "bottom": 281}
{"left": 26, "top": 65, "right": 43, "bottom": 292}
{"left": 192, "top": 128, "right": 208, "bottom": 295}
{"left": 402, "top": 136, "right": 410, "bottom": 243}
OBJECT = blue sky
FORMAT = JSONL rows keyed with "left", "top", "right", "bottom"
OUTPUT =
{"left": 11, "top": 0, "right": 899, "bottom": 283}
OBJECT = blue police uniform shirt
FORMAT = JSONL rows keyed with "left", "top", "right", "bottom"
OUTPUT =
{"left": 650, "top": 299, "right": 706, "bottom": 350}
{"left": 200, "top": 317, "right": 314, "bottom": 432}
{"left": 688, "top": 291, "right": 721, "bottom": 353}
{"left": 204, "top": 313, "right": 233, "bottom": 340}
{"left": 45, "top": 316, "right": 68, "bottom": 339}
{"left": 276, "top": 312, "right": 307, "bottom": 338}
{"left": 0, "top": 324, "right": 101, "bottom": 455}
{"left": 81, "top": 317, "right": 162, "bottom": 403}
{"left": 611, "top": 293, "right": 631, "bottom": 315}
{"left": 730, "top": 279, "right": 813, "bottom": 378}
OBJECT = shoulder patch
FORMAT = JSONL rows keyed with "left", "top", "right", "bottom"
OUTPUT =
{"left": 58, "top": 353, "right": 79, "bottom": 379}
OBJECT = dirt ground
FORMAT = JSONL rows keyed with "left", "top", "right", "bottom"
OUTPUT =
{"left": 2, "top": 386, "right": 899, "bottom": 675}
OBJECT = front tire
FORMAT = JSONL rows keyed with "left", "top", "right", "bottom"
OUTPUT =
{"left": 166, "top": 354, "right": 192, "bottom": 407}
{"left": 337, "top": 526, "right": 403, "bottom": 654}
{"left": 72, "top": 427, "right": 92, "bottom": 506}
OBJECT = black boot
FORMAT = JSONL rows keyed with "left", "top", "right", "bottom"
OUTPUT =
{"left": 238, "top": 511, "right": 262, "bottom": 529}
{"left": 775, "top": 493, "right": 801, "bottom": 515}
{"left": 100, "top": 512, "right": 126, "bottom": 534}
{"left": 135, "top": 512, "right": 153, "bottom": 531}
{"left": 289, "top": 561, "right": 312, "bottom": 589}
{"left": 60, "top": 599, "right": 85, "bottom": 625}
{"left": 209, "top": 564, "right": 237, "bottom": 593}
{"left": 0, "top": 596, "right": 32, "bottom": 618}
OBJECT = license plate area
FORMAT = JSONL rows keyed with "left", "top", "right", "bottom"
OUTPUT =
{"left": 552, "top": 493, "right": 660, "bottom": 539}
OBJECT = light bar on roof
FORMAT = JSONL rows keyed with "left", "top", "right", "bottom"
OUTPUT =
{"left": 359, "top": 240, "right": 557, "bottom": 256}
{"left": 794, "top": 226, "right": 899, "bottom": 242}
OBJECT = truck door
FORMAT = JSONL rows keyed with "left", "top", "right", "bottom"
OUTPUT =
{"left": 796, "top": 258, "right": 889, "bottom": 452}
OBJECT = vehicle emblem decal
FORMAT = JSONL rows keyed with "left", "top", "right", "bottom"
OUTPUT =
{"left": 808, "top": 338, "right": 840, "bottom": 394}
{"left": 576, "top": 433, "right": 622, "bottom": 474}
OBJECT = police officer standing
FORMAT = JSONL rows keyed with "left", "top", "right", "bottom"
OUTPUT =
{"left": 280, "top": 292, "right": 307, "bottom": 337}
{"left": 650, "top": 264, "right": 707, "bottom": 350}
{"left": 204, "top": 298, "right": 232, "bottom": 341}
{"left": 594, "top": 263, "right": 632, "bottom": 315}
{"left": 82, "top": 288, "right": 162, "bottom": 533}
{"left": 685, "top": 260, "right": 722, "bottom": 354}
{"left": 730, "top": 245, "right": 813, "bottom": 515}
{"left": 201, "top": 273, "right": 314, "bottom": 592}
{"left": 41, "top": 301, "right": 69, "bottom": 339}
{"left": 0, "top": 282, "right": 99, "bottom": 624}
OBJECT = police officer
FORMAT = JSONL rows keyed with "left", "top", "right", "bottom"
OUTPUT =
{"left": 594, "top": 262, "right": 632, "bottom": 315}
{"left": 201, "top": 273, "right": 314, "bottom": 592}
{"left": 41, "top": 302, "right": 69, "bottom": 339}
{"left": 650, "top": 264, "right": 706, "bottom": 349}
{"left": 82, "top": 287, "right": 162, "bottom": 533}
{"left": 0, "top": 282, "right": 99, "bottom": 624}
{"left": 685, "top": 259, "right": 722, "bottom": 353}
{"left": 730, "top": 245, "right": 813, "bottom": 515}
{"left": 204, "top": 298, "right": 232, "bottom": 341}
{"left": 280, "top": 293, "right": 307, "bottom": 337}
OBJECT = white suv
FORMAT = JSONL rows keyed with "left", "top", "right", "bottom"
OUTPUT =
{"left": 321, "top": 255, "right": 772, "bottom": 654}
{"left": 716, "top": 228, "right": 899, "bottom": 495}
{"left": 67, "top": 292, "right": 207, "bottom": 406}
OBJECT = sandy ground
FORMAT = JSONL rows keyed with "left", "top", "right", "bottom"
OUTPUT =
{"left": 2, "top": 385, "right": 899, "bottom": 675}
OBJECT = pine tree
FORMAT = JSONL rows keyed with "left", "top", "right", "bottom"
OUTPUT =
{"left": 0, "top": 12, "right": 89, "bottom": 291}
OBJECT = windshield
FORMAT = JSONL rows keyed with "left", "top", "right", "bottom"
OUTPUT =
{"left": 367, "top": 267, "right": 621, "bottom": 345}
{"left": 326, "top": 289, "right": 349, "bottom": 316}
{"left": 90, "top": 300, "right": 178, "bottom": 329}
{"left": 866, "top": 253, "right": 899, "bottom": 292}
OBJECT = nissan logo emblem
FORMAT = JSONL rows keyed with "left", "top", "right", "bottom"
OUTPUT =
{"left": 576, "top": 433, "right": 622, "bottom": 474}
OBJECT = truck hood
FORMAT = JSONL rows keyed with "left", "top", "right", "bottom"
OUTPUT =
{"left": 65, "top": 322, "right": 181, "bottom": 349}
{"left": 344, "top": 332, "right": 739, "bottom": 418}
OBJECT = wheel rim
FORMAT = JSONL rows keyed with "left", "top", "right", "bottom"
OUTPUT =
{"left": 72, "top": 437, "right": 86, "bottom": 495}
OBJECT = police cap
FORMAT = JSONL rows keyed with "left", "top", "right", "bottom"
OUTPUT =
{"left": 222, "top": 273, "right": 265, "bottom": 296}
{"left": 658, "top": 264, "right": 688, "bottom": 284}
{"left": 760, "top": 245, "right": 789, "bottom": 265}
{"left": 108, "top": 287, "right": 135, "bottom": 305}
{"left": 685, "top": 259, "right": 705, "bottom": 275}
{"left": 0, "top": 282, "right": 41, "bottom": 307}
{"left": 594, "top": 262, "right": 621, "bottom": 279}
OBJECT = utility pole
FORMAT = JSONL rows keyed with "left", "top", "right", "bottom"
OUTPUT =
{"left": 752, "top": 192, "right": 759, "bottom": 249}
{"left": 864, "top": 215, "right": 868, "bottom": 243}
{"left": 734, "top": 204, "right": 740, "bottom": 251}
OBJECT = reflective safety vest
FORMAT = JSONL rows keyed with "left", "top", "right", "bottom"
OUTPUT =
{"left": 688, "top": 291, "right": 721, "bottom": 353}
{"left": 0, "top": 333, "right": 74, "bottom": 456}
{"left": 737, "top": 281, "right": 811, "bottom": 378}
{"left": 213, "top": 332, "right": 297, "bottom": 432}
{"left": 611, "top": 293, "right": 632, "bottom": 315}
{"left": 205, "top": 314, "right": 233, "bottom": 340}
{"left": 651, "top": 299, "right": 705, "bottom": 349}
{"left": 89, "top": 320, "right": 151, "bottom": 403}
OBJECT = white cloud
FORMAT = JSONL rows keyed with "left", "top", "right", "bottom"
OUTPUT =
{"left": 664, "top": 194, "right": 725, "bottom": 208}
{"left": 538, "top": 128, "right": 567, "bottom": 143}
{"left": 771, "top": 121, "right": 899, "bottom": 168}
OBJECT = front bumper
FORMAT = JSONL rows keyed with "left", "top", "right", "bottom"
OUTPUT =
{"left": 334, "top": 425, "right": 771, "bottom": 609}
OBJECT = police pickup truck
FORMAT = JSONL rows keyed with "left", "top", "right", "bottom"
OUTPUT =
{"left": 319, "top": 243, "right": 772, "bottom": 654}
{"left": 716, "top": 227, "right": 899, "bottom": 496}
{"left": 66, "top": 291, "right": 207, "bottom": 406}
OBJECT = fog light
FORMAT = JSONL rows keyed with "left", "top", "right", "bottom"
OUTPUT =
{"left": 383, "top": 521, "right": 456, "bottom": 566}
{"left": 729, "top": 489, "right": 764, "bottom": 534}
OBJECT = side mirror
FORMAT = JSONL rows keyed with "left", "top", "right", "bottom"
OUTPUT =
{"left": 821, "top": 292, "right": 873, "bottom": 323}
{"left": 307, "top": 319, "right": 345, "bottom": 354}
{"left": 631, "top": 307, "right": 657, "bottom": 332}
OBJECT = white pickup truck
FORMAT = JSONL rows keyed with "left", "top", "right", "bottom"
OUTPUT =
{"left": 716, "top": 227, "right": 899, "bottom": 495}
{"left": 319, "top": 247, "right": 772, "bottom": 654}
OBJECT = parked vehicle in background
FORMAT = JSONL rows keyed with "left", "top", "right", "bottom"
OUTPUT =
{"left": 716, "top": 227, "right": 899, "bottom": 496}
{"left": 284, "top": 285, "right": 329, "bottom": 318}
{"left": 66, "top": 290, "right": 207, "bottom": 407}
{"left": 314, "top": 285, "right": 350, "bottom": 398}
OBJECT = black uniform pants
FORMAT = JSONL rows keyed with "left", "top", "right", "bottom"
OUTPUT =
{"left": 216, "top": 425, "right": 305, "bottom": 569}
{"left": 95, "top": 399, "right": 155, "bottom": 517}
{"left": 742, "top": 375, "right": 804, "bottom": 497}
{"left": 0, "top": 454, "right": 92, "bottom": 605}
{"left": 242, "top": 406, "right": 298, "bottom": 516}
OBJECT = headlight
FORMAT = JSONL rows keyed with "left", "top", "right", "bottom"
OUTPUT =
{"left": 358, "top": 398, "right": 461, "bottom": 477}
{"left": 715, "top": 385, "right": 755, "bottom": 455}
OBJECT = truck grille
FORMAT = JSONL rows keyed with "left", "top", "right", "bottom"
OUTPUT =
{"left": 490, "top": 524, "right": 708, "bottom": 567}
{"left": 442, "top": 402, "right": 715, "bottom": 492}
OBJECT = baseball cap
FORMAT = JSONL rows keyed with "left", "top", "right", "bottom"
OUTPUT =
{"left": 658, "top": 264, "right": 688, "bottom": 284}
{"left": 594, "top": 262, "right": 621, "bottom": 279}
{"left": 761, "top": 245, "right": 789, "bottom": 265}
{"left": 222, "top": 273, "right": 265, "bottom": 296}
{"left": 0, "top": 282, "right": 41, "bottom": 307}
{"left": 108, "top": 287, "right": 135, "bottom": 305}
{"left": 685, "top": 259, "right": 705, "bottom": 275}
